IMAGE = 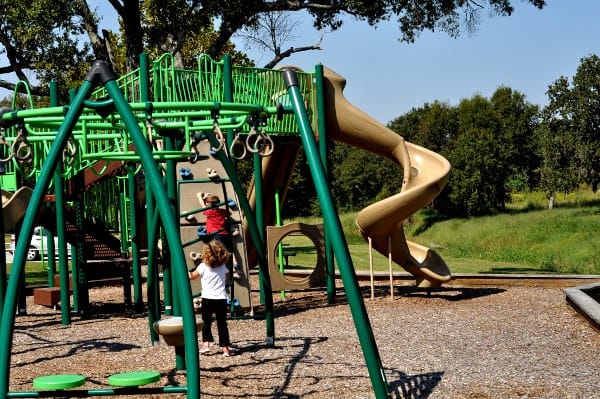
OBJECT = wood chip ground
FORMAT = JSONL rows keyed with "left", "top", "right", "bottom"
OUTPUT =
{"left": 9, "top": 280, "right": 600, "bottom": 398}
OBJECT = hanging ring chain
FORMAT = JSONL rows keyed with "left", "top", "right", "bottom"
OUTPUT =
{"left": 12, "top": 127, "right": 33, "bottom": 163}
{"left": 211, "top": 122, "right": 225, "bottom": 153}
{"left": 230, "top": 131, "right": 247, "bottom": 160}
{"left": 246, "top": 126, "right": 274, "bottom": 157}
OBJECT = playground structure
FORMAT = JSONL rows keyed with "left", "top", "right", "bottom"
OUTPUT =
{"left": 0, "top": 52, "right": 451, "bottom": 398}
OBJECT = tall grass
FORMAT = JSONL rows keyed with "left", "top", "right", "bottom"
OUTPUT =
{"left": 405, "top": 207, "right": 600, "bottom": 274}
{"left": 289, "top": 190, "right": 600, "bottom": 275}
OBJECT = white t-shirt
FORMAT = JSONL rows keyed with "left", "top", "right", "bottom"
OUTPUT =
{"left": 195, "top": 262, "right": 228, "bottom": 300}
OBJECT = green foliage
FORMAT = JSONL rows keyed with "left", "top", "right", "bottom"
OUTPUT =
{"left": 539, "top": 54, "right": 600, "bottom": 194}
{"left": 0, "top": 0, "right": 95, "bottom": 98}
{"left": 1, "top": 0, "right": 547, "bottom": 97}
{"left": 328, "top": 142, "right": 403, "bottom": 213}
{"left": 388, "top": 89, "right": 539, "bottom": 218}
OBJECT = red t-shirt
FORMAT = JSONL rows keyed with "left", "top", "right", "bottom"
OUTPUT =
{"left": 203, "top": 208, "right": 228, "bottom": 235}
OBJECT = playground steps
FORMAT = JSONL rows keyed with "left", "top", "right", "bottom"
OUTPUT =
{"left": 33, "top": 287, "right": 61, "bottom": 307}
{"left": 33, "top": 275, "right": 73, "bottom": 307}
{"left": 39, "top": 206, "right": 123, "bottom": 260}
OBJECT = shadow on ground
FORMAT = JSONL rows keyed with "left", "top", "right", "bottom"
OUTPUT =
{"left": 365, "top": 285, "right": 506, "bottom": 301}
{"left": 387, "top": 368, "right": 444, "bottom": 399}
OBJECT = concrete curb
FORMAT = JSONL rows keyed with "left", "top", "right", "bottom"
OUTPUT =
{"left": 564, "top": 282, "right": 600, "bottom": 332}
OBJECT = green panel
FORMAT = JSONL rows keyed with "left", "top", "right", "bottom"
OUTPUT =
{"left": 0, "top": 174, "right": 17, "bottom": 191}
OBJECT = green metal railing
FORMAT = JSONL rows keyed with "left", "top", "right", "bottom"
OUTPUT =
{"left": 0, "top": 53, "right": 316, "bottom": 185}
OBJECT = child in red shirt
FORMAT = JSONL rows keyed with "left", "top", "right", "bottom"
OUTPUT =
{"left": 200, "top": 194, "right": 240, "bottom": 278}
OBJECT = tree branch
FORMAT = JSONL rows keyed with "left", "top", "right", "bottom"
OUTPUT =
{"left": 75, "top": 0, "right": 109, "bottom": 61}
{"left": 262, "top": 43, "right": 322, "bottom": 69}
{"left": 0, "top": 80, "right": 46, "bottom": 96}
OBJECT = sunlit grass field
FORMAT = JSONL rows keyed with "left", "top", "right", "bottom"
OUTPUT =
{"left": 284, "top": 189, "right": 600, "bottom": 275}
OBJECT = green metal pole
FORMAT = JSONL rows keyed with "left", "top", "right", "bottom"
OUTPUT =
{"left": 47, "top": 81, "right": 59, "bottom": 288}
{"left": 163, "top": 128, "right": 183, "bottom": 369}
{"left": 140, "top": 54, "right": 161, "bottom": 342}
{"left": 127, "top": 163, "right": 143, "bottom": 310}
{"left": 53, "top": 161, "right": 71, "bottom": 325}
{"left": 315, "top": 64, "right": 336, "bottom": 304}
{"left": 222, "top": 54, "right": 235, "bottom": 149}
{"left": 118, "top": 185, "right": 128, "bottom": 253}
{"left": 254, "top": 152, "right": 266, "bottom": 304}
{"left": 282, "top": 70, "right": 390, "bottom": 399}
{"left": 73, "top": 193, "right": 90, "bottom": 316}
{"left": 146, "top": 191, "right": 161, "bottom": 343}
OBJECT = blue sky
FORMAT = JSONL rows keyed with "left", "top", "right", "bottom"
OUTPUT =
{"left": 232, "top": 1, "right": 600, "bottom": 124}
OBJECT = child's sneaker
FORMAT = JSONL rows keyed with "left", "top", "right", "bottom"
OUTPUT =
{"left": 200, "top": 343, "right": 211, "bottom": 354}
{"left": 222, "top": 347, "right": 233, "bottom": 357}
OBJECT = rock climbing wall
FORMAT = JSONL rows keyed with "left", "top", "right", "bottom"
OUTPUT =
{"left": 177, "top": 140, "right": 253, "bottom": 312}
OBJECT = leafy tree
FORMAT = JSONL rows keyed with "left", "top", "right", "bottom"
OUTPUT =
{"left": 490, "top": 86, "right": 540, "bottom": 190}
{"left": 541, "top": 54, "right": 600, "bottom": 194}
{"left": 535, "top": 122, "right": 578, "bottom": 209}
{"left": 388, "top": 101, "right": 457, "bottom": 153}
{"left": 442, "top": 95, "right": 508, "bottom": 216}
{"left": 0, "top": 0, "right": 95, "bottom": 96}
{"left": 328, "top": 142, "right": 403, "bottom": 213}
{"left": 1, "top": 0, "right": 547, "bottom": 98}
{"left": 389, "top": 88, "right": 539, "bottom": 218}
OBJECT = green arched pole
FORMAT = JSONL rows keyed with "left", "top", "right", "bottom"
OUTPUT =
{"left": 282, "top": 70, "right": 391, "bottom": 399}
{"left": 0, "top": 61, "right": 200, "bottom": 399}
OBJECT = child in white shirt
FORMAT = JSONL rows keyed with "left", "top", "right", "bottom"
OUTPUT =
{"left": 189, "top": 240, "right": 233, "bottom": 357}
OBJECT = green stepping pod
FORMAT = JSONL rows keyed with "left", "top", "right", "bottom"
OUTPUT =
{"left": 108, "top": 370, "right": 161, "bottom": 387}
{"left": 33, "top": 374, "right": 85, "bottom": 390}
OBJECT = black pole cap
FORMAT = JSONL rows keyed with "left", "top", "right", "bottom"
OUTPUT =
{"left": 282, "top": 69, "right": 299, "bottom": 89}
{"left": 84, "top": 60, "right": 118, "bottom": 86}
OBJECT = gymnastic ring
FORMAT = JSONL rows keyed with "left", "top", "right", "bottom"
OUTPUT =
{"left": 210, "top": 123, "right": 225, "bottom": 153}
{"left": 245, "top": 127, "right": 264, "bottom": 154}
{"left": 12, "top": 135, "right": 32, "bottom": 162}
{"left": 258, "top": 131, "right": 274, "bottom": 157}
{"left": 62, "top": 136, "right": 78, "bottom": 166}
{"left": 230, "top": 133, "right": 247, "bottom": 160}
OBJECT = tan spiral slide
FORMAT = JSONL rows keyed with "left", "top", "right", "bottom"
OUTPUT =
{"left": 322, "top": 67, "right": 452, "bottom": 287}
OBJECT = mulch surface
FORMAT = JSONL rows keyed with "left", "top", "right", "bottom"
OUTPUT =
{"left": 8, "top": 279, "right": 600, "bottom": 398}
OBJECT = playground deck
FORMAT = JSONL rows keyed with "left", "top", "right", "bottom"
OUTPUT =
{"left": 9, "top": 278, "right": 600, "bottom": 398}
